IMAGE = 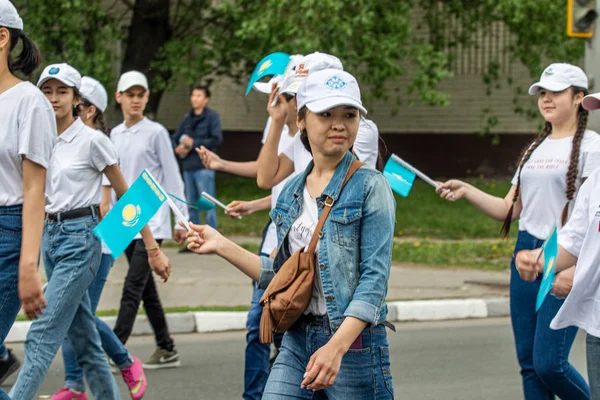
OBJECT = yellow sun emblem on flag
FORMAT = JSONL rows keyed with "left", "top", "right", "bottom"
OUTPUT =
{"left": 544, "top": 257, "right": 554, "bottom": 279}
{"left": 122, "top": 204, "right": 141, "bottom": 228}
{"left": 258, "top": 59, "right": 272, "bottom": 73}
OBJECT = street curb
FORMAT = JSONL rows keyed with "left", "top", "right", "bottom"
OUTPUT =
{"left": 5, "top": 297, "right": 510, "bottom": 343}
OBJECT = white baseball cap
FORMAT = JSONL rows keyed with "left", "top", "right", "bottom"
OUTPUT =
{"left": 37, "top": 63, "right": 82, "bottom": 89}
{"left": 80, "top": 76, "right": 108, "bottom": 112}
{"left": 297, "top": 69, "right": 367, "bottom": 115}
{"left": 582, "top": 92, "right": 600, "bottom": 110}
{"left": 0, "top": 0, "right": 23, "bottom": 30}
{"left": 528, "top": 63, "right": 588, "bottom": 95}
{"left": 280, "top": 52, "right": 344, "bottom": 95}
{"left": 117, "top": 71, "right": 149, "bottom": 92}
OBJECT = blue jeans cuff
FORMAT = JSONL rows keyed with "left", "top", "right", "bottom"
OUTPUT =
{"left": 116, "top": 354, "right": 134, "bottom": 370}
{"left": 65, "top": 380, "right": 86, "bottom": 393}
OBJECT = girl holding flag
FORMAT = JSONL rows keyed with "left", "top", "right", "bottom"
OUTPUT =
{"left": 0, "top": 1, "right": 55, "bottom": 395}
{"left": 9, "top": 63, "right": 170, "bottom": 400}
{"left": 515, "top": 91, "right": 600, "bottom": 396}
{"left": 48, "top": 76, "right": 151, "bottom": 400}
{"left": 438, "top": 63, "right": 599, "bottom": 399}
{"left": 187, "top": 69, "right": 396, "bottom": 399}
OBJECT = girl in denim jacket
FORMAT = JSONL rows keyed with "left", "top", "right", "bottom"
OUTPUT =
{"left": 187, "top": 69, "right": 396, "bottom": 399}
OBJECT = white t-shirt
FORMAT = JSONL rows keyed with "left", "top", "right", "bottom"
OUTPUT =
{"left": 0, "top": 82, "right": 56, "bottom": 206}
{"left": 287, "top": 187, "right": 327, "bottom": 316}
{"left": 511, "top": 130, "right": 600, "bottom": 239}
{"left": 282, "top": 118, "right": 379, "bottom": 175}
{"left": 260, "top": 118, "right": 296, "bottom": 255}
{"left": 110, "top": 118, "right": 189, "bottom": 239}
{"left": 46, "top": 119, "right": 118, "bottom": 213}
{"left": 550, "top": 168, "right": 600, "bottom": 337}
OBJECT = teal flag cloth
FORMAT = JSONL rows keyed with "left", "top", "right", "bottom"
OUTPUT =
{"left": 168, "top": 193, "right": 215, "bottom": 211}
{"left": 536, "top": 225, "right": 558, "bottom": 311}
{"left": 245, "top": 52, "right": 290, "bottom": 95}
{"left": 93, "top": 169, "right": 166, "bottom": 258}
{"left": 383, "top": 156, "right": 417, "bottom": 197}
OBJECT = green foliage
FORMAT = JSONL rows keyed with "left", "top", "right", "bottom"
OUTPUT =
{"left": 12, "top": 0, "right": 586, "bottom": 128}
{"left": 13, "top": 0, "right": 121, "bottom": 90}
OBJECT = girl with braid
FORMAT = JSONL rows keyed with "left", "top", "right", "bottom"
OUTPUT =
{"left": 438, "top": 63, "right": 600, "bottom": 400}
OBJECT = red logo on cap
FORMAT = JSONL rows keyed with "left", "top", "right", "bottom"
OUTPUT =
{"left": 295, "top": 64, "right": 309, "bottom": 77}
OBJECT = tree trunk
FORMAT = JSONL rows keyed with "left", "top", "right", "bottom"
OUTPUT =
{"left": 120, "top": 0, "right": 172, "bottom": 117}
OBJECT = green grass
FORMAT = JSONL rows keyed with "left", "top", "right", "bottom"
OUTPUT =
{"left": 212, "top": 175, "right": 516, "bottom": 240}
{"left": 392, "top": 239, "right": 515, "bottom": 270}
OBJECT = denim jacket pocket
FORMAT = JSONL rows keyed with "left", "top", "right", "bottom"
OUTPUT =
{"left": 329, "top": 205, "right": 362, "bottom": 247}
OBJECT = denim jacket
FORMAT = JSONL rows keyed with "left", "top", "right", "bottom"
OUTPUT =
{"left": 259, "top": 151, "right": 396, "bottom": 332}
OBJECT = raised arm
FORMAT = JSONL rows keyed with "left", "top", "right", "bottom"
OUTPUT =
{"left": 196, "top": 146, "right": 258, "bottom": 178}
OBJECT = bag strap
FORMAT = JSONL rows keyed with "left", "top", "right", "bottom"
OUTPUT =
{"left": 307, "top": 160, "right": 363, "bottom": 253}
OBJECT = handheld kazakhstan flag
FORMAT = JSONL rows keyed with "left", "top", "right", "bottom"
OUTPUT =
{"left": 167, "top": 193, "right": 215, "bottom": 211}
{"left": 93, "top": 169, "right": 166, "bottom": 258}
{"left": 536, "top": 225, "right": 559, "bottom": 311}
{"left": 246, "top": 52, "right": 290, "bottom": 95}
{"left": 383, "top": 155, "right": 417, "bottom": 197}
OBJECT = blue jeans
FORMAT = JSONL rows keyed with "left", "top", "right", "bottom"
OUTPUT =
{"left": 9, "top": 214, "right": 119, "bottom": 400}
{"left": 0, "top": 206, "right": 23, "bottom": 400}
{"left": 510, "top": 230, "right": 590, "bottom": 399}
{"left": 184, "top": 168, "right": 217, "bottom": 228}
{"left": 587, "top": 334, "right": 600, "bottom": 400}
{"left": 62, "top": 254, "right": 133, "bottom": 392}
{"left": 263, "top": 315, "right": 394, "bottom": 399}
{"left": 245, "top": 280, "right": 271, "bottom": 400}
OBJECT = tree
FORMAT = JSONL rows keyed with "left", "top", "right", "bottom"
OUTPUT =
{"left": 14, "top": 0, "right": 585, "bottom": 133}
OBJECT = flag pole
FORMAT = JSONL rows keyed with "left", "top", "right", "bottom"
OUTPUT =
{"left": 391, "top": 154, "right": 439, "bottom": 189}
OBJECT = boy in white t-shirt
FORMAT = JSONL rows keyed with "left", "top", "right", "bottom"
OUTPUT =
{"left": 516, "top": 91, "right": 600, "bottom": 399}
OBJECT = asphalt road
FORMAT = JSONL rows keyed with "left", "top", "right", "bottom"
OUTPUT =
{"left": 1, "top": 318, "right": 588, "bottom": 399}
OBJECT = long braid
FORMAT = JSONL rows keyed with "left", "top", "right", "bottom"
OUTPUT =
{"left": 93, "top": 111, "right": 109, "bottom": 135}
{"left": 500, "top": 122, "right": 552, "bottom": 237}
{"left": 561, "top": 106, "right": 588, "bottom": 225}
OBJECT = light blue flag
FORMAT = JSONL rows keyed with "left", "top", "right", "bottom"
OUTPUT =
{"left": 245, "top": 52, "right": 290, "bottom": 95}
{"left": 93, "top": 170, "right": 166, "bottom": 258}
{"left": 168, "top": 193, "right": 215, "bottom": 211}
{"left": 383, "top": 156, "right": 417, "bottom": 197}
{"left": 536, "top": 225, "right": 559, "bottom": 311}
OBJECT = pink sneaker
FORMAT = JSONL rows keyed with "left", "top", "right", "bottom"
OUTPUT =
{"left": 50, "top": 388, "right": 87, "bottom": 400}
{"left": 121, "top": 356, "right": 147, "bottom": 399}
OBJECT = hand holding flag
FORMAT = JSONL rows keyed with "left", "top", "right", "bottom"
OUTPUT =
{"left": 383, "top": 154, "right": 439, "bottom": 197}
{"left": 536, "top": 225, "right": 558, "bottom": 311}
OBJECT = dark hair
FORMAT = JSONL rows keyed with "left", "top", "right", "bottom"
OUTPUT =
{"left": 5, "top": 27, "right": 41, "bottom": 76}
{"left": 192, "top": 85, "right": 210, "bottom": 98}
{"left": 79, "top": 100, "right": 108, "bottom": 134}
{"left": 297, "top": 106, "right": 384, "bottom": 169}
{"left": 501, "top": 86, "right": 589, "bottom": 237}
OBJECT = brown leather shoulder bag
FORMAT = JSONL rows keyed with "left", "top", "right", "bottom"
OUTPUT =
{"left": 259, "top": 160, "right": 363, "bottom": 344}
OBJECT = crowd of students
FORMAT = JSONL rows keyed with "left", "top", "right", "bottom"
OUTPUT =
{"left": 5, "top": 0, "right": 600, "bottom": 399}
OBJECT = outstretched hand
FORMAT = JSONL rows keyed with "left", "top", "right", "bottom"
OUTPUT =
{"left": 186, "top": 222, "right": 222, "bottom": 255}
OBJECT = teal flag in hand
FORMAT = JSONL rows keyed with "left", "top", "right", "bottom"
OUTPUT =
{"left": 383, "top": 156, "right": 417, "bottom": 197}
{"left": 93, "top": 169, "right": 166, "bottom": 258}
{"left": 246, "top": 52, "right": 290, "bottom": 95}
{"left": 168, "top": 193, "right": 215, "bottom": 211}
{"left": 536, "top": 225, "right": 558, "bottom": 311}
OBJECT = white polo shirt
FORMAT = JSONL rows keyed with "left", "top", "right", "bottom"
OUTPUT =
{"left": 550, "top": 168, "right": 600, "bottom": 337}
{"left": 0, "top": 81, "right": 56, "bottom": 206}
{"left": 260, "top": 117, "right": 296, "bottom": 255}
{"left": 46, "top": 118, "right": 118, "bottom": 213}
{"left": 282, "top": 118, "right": 379, "bottom": 175}
{"left": 110, "top": 117, "right": 189, "bottom": 240}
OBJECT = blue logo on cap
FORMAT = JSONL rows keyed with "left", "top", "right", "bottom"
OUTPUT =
{"left": 325, "top": 76, "right": 347, "bottom": 90}
{"left": 49, "top": 67, "right": 60, "bottom": 75}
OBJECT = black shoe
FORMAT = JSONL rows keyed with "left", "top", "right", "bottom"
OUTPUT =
{"left": 178, "top": 247, "right": 192, "bottom": 254}
{"left": 0, "top": 349, "right": 20, "bottom": 385}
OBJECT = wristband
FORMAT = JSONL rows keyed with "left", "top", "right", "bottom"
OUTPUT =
{"left": 148, "top": 250, "right": 162, "bottom": 258}
{"left": 145, "top": 243, "right": 160, "bottom": 252}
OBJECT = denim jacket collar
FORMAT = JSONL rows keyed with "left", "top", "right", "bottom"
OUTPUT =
{"left": 294, "top": 151, "right": 357, "bottom": 202}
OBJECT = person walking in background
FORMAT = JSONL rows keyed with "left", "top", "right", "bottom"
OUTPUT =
{"left": 110, "top": 70, "right": 188, "bottom": 370}
{"left": 172, "top": 85, "right": 222, "bottom": 241}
